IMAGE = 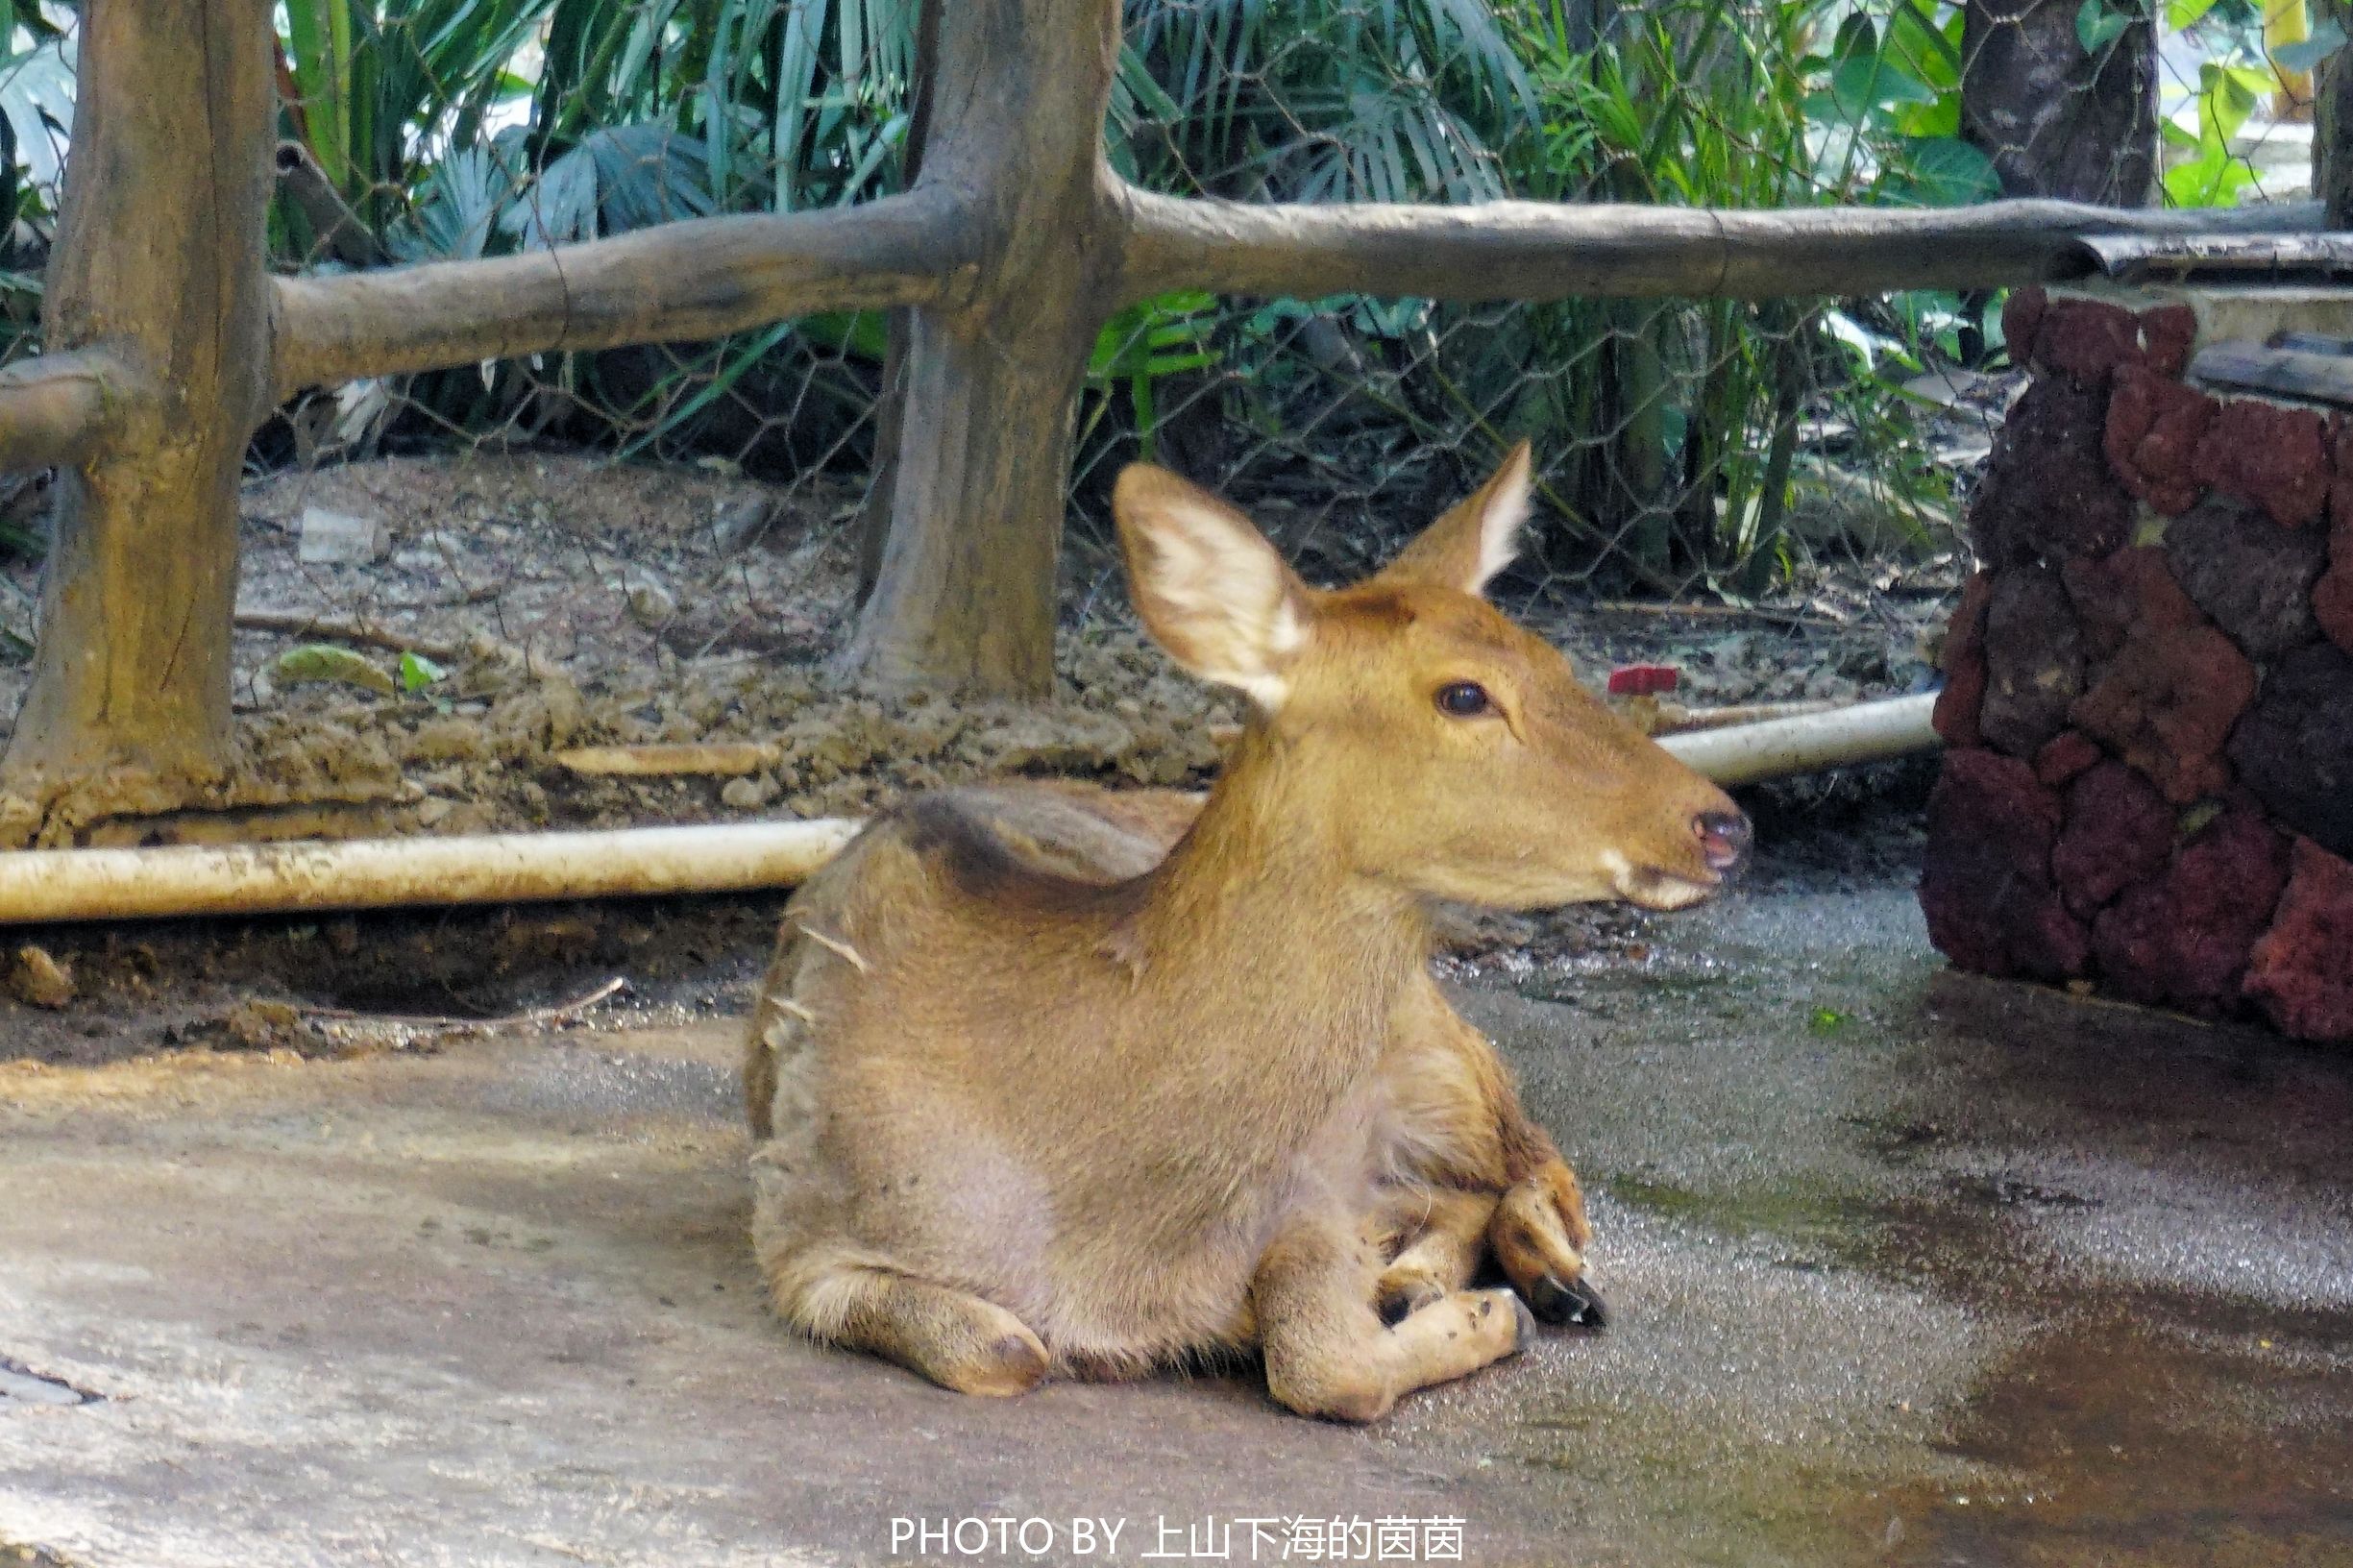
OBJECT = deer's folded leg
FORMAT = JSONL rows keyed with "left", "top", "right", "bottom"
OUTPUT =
{"left": 1255, "top": 1205, "right": 1528, "bottom": 1425}
{"left": 1383, "top": 976, "right": 1602, "bottom": 1325}
{"left": 759, "top": 1241, "right": 1051, "bottom": 1399}
{"left": 1370, "top": 1185, "right": 1497, "bottom": 1319}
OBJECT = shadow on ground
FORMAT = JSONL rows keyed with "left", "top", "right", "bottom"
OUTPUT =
{"left": 2, "top": 854, "right": 2349, "bottom": 1564}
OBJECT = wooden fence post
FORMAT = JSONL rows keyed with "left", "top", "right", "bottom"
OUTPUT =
{"left": 0, "top": 0, "right": 276, "bottom": 802}
{"left": 839, "top": 0, "right": 1125, "bottom": 698}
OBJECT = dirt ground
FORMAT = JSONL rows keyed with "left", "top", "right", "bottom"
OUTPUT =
{"left": 0, "top": 452, "right": 1955, "bottom": 848}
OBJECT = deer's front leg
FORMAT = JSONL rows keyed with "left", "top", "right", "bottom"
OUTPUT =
{"left": 1384, "top": 977, "right": 1605, "bottom": 1327}
{"left": 1254, "top": 1204, "right": 1530, "bottom": 1424}
{"left": 1490, "top": 1163, "right": 1604, "bottom": 1327}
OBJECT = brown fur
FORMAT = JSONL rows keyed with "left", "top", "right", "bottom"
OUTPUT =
{"left": 743, "top": 448, "right": 1743, "bottom": 1419}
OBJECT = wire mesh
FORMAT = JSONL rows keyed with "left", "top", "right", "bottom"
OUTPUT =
{"left": 0, "top": 0, "right": 2333, "bottom": 832}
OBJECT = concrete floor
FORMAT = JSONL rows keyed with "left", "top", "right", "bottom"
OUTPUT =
{"left": 3, "top": 887, "right": 2351, "bottom": 1566}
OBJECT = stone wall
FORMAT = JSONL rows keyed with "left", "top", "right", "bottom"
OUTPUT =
{"left": 1922, "top": 286, "right": 2353, "bottom": 1044}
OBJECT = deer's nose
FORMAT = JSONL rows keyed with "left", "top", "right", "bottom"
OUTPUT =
{"left": 1695, "top": 810, "right": 1751, "bottom": 871}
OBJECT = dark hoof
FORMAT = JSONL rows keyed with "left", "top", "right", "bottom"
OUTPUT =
{"left": 1505, "top": 1295, "right": 1538, "bottom": 1357}
{"left": 1526, "top": 1273, "right": 1608, "bottom": 1330}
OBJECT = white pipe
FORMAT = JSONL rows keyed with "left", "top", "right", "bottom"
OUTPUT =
{"left": 1657, "top": 691, "right": 1940, "bottom": 787}
{"left": 0, "top": 695, "right": 1940, "bottom": 925}
{"left": 0, "top": 820, "right": 861, "bottom": 925}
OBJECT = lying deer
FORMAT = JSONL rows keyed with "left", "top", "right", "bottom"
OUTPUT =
{"left": 742, "top": 446, "right": 1748, "bottom": 1420}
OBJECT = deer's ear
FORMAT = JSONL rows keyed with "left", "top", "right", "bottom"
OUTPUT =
{"left": 1115, "top": 464, "right": 1311, "bottom": 711}
{"left": 1373, "top": 440, "right": 1532, "bottom": 597}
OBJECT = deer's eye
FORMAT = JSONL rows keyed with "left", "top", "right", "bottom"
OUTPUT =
{"left": 1435, "top": 681, "right": 1492, "bottom": 718}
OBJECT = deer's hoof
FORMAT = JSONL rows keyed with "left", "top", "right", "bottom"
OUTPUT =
{"left": 1504, "top": 1295, "right": 1538, "bottom": 1357}
{"left": 1526, "top": 1272, "right": 1607, "bottom": 1331}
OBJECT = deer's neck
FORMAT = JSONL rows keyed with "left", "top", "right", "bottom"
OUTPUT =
{"left": 1126, "top": 724, "right": 1429, "bottom": 1094}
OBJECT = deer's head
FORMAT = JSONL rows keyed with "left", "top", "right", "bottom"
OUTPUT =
{"left": 1115, "top": 445, "right": 1749, "bottom": 912}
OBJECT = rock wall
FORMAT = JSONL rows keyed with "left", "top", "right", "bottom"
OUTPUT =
{"left": 1923, "top": 286, "right": 2353, "bottom": 1044}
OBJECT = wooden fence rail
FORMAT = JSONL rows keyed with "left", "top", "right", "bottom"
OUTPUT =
{"left": 0, "top": 0, "right": 2331, "bottom": 831}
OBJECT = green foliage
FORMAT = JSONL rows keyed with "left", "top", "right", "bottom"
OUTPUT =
{"left": 1285, "top": 0, "right": 1986, "bottom": 589}
{"left": 1083, "top": 291, "right": 1223, "bottom": 465}
{"left": 2156, "top": 0, "right": 2346, "bottom": 208}
{"left": 397, "top": 649, "right": 448, "bottom": 693}
{"left": 1113, "top": 0, "right": 1534, "bottom": 201}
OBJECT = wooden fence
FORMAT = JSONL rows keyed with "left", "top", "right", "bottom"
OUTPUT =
{"left": 0, "top": 0, "right": 2328, "bottom": 828}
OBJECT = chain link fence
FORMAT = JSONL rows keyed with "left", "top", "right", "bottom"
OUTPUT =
{"left": 0, "top": 0, "right": 2330, "bottom": 832}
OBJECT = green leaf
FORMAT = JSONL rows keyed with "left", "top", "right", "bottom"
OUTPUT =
{"left": 1890, "top": 95, "right": 1964, "bottom": 139}
{"left": 2076, "top": 0, "right": 2131, "bottom": 58}
{"left": 1830, "top": 47, "right": 1937, "bottom": 122}
{"left": 274, "top": 644, "right": 397, "bottom": 698}
{"left": 1831, "top": 12, "right": 1880, "bottom": 68}
{"left": 2164, "top": 145, "right": 2253, "bottom": 207}
{"left": 2273, "top": 19, "right": 2348, "bottom": 74}
{"left": 2166, "top": 0, "right": 2220, "bottom": 28}
{"left": 1897, "top": 136, "right": 2002, "bottom": 205}
{"left": 398, "top": 650, "right": 448, "bottom": 694}
{"left": 1806, "top": 1006, "right": 1852, "bottom": 1035}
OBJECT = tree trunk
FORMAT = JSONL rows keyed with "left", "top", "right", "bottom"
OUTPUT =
{"left": 839, "top": 0, "right": 1126, "bottom": 698}
{"left": 2316, "top": 1, "right": 2353, "bottom": 225}
{"left": 1962, "top": 0, "right": 2157, "bottom": 205}
{"left": 2, "top": 0, "right": 277, "bottom": 793}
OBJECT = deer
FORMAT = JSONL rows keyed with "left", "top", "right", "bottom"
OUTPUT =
{"left": 741, "top": 445, "right": 1749, "bottom": 1421}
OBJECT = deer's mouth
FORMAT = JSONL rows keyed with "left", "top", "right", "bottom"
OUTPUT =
{"left": 1612, "top": 862, "right": 1725, "bottom": 911}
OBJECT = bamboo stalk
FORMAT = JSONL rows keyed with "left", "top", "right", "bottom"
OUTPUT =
{"left": 0, "top": 698, "right": 1939, "bottom": 926}
{"left": 1655, "top": 692, "right": 1938, "bottom": 786}
{"left": 0, "top": 820, "right": 860, "bottom": 924}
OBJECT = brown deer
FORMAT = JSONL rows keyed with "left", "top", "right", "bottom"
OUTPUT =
{"left": 742, "top": 446, "right": 1748, "bottom": 1420}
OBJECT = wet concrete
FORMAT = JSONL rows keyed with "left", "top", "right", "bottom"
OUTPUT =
{"left": 2, "top": 885, "right": 2350, "bottom": 1565}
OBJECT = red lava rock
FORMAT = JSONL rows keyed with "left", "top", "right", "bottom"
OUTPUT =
{"left": 1932, "top": 571, "right": 1992, "bottom": 748}
{"left": 2028, "top": 297, "right": 2145, "bottom": 389}
{"left": 2138, "top": 304, "right": 2196, "bottom": 379}
{"left": 2069, "top": 619, "right": 2255, "bottom": 805}
{"left": 1979, "top": 565, "right": 2084, "bottom": 757}
{"left": 1920, "top": 747, "right": 2087, "bottom": 981}
{"left": 2243, "top": 837, "right": 2353, "bottom": 1043}
{"left": 1970, "top": 378, "right": 2135, "bottom": 568}
{"left": 2002, "top": 286, "right": 2047, "bottom": 366}
{"left": 2316, "top": 511, "right": 2353, "bottom": 657}
{"left": 2090, "top": 799, "right": 2290, "bottom": 1015}
{"left": 2332, "top": 413, "right": 2353, "bottom": 532}
{"left": 2191, "top": 399, "right": 2329, "bottom": 528}
{"left": 2103, "top": 365, "right": 2215, "bottom": 514}
{"left": 2063, "top": 545, "right": 2203, "bottom": 663}
{"left": 2226, "top": 640, "right": 2353, "bottom": 859}
{"left": 2162, "top": 493, "right": 2327, "bottom": 661}
{"left": 2033, "top": 730, "right": 2104, "bottom": 788}
{"left": 2324, "top": 411, "right": 2353, "bottom": 534}
{"left": 2051, "top": 760, "right": 2175, "bottom": 917}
